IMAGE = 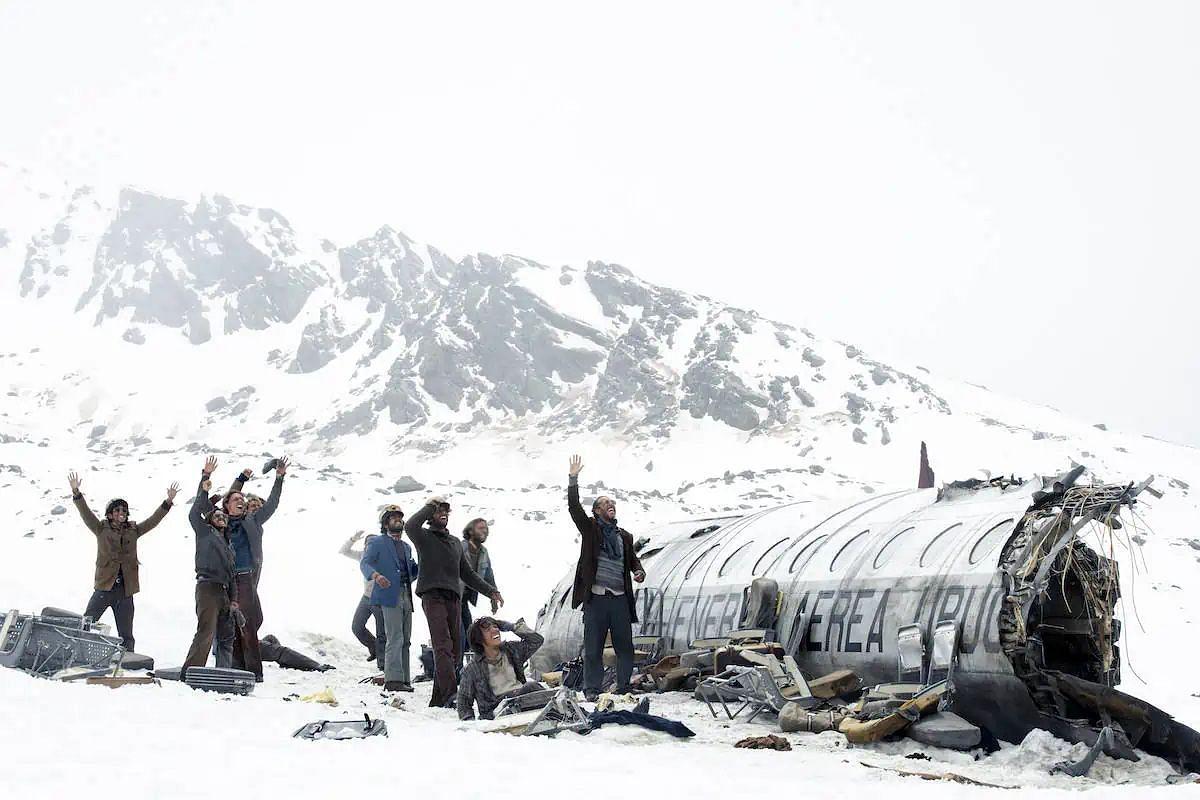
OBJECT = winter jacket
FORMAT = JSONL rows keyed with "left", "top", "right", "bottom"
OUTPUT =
{"left": 567, "top": 476, "right": 642, "bottom": 622}
{"left": 456, "top": 620, "right": 544, "bottom": 720}
{"left": 188, "top": 476, "right": 237, "bottom": 594}
{"left": 359, "top": 534, "right": 419, "bottom": 608}
{"left": 72, "top": 493, "right": 172, "bottom": 594}
{"left": 404, "top": 504, "right": 497, "bottom": 600}
{"left": 227, "top": 472, "right": 285, "bottom": 575}
{"left": 462, "top": 543, "right": 496, "bottom": 608}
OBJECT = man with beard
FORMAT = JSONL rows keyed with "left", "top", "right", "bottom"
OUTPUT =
{"left": 405, "top": 496, "right": 503, "bottom": 707}
{"left": 183, "top": 456, "right": 239, "bottom": 676}
{"left": 67, "top": 471, "right": 179, "bottom": 652}
{"left": 566, "top": 455, "right": 645, "bottom": 701}
{"left": 458, "top": 517, "right": 499, "bottom": 672}
{"left": 361, "top": 505, "right": 419, "bottom": 691}
{"left": 214, "top": 456, "right": 289, "bottom": 681}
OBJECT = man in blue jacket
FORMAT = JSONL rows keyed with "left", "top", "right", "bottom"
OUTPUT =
{"left": 361, "top": 505, "right": 419, "bottom": 691}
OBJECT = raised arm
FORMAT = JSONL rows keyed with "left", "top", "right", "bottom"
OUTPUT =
{"left": 502, "top": 618, "right": 544, "bottom": 665}
{"left": 189, "top": 458, "right": 218, "bottom": 532}
{"left": 404, "top": 501, "right": 435, "bottom": 543}
{"left": 339, "top": 533, "right": 365, "bottom": 561}
{"left": 136, "top": 482, "right": 179, "bottom": 537}
{"left": 68, "top": 471, "right": 104, "bottom": 535}
{"left": 566, "top": 455, "right": 592, "bottom": 535}
{"left": 254, "top": 458, "right": 288, "bottom": 525}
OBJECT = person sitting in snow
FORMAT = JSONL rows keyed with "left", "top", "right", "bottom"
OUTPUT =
{"left": 456, "top": 617, "right": 545, "bottom": 720}
{"left": 566, "top": 455, "right": 645, "bottom": 702}
{"left": 67, "top": 470, "right": 179, "bottom": 653}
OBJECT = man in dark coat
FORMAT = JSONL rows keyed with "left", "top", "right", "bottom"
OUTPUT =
{"left": 566, "top": 455, "right": 645, "bottom": 701}
{"left": 183, "top": 456, "right": 239, "bottom": 676}
{"left": 457, "top": 617, "right": 544, "bottom": 720}
{"left": 67, "top": 470, "right": 179, "bottom": 652}
{"left": 405, "top": 496, "right": 503, "bottom": 708}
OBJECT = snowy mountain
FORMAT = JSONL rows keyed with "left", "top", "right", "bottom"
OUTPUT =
{"left": 2, "top": 161, "right": 1199, "bottom": 783}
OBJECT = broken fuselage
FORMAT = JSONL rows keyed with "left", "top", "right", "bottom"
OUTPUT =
{"left": 534, "top": 470, "right": 1200, "bottom": 771}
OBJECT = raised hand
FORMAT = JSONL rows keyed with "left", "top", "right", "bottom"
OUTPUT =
{"left": 166, "top": 482, "right": 180, "bottom": 503}
{"left": 68, "top": 471, "right": 81, "bottom": 493}
{"left": 568, "top": 455, "right": 583, "bottom": 477}
{"left": 276, "top": 456, "right": 290, "bottom": 476}
{"left": 241, "top": 468, "right": 253, "bottom": 480}
{"left": 203, "top": 456, "right": 218, "bottom": 476}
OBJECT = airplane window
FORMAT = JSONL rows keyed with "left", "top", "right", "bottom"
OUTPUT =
{"left": 873, "top": 527, "right": 914, "bottom": 569}
{"left": 753, "top": 538, "right": 790, "bottom": 575}
{"left": 690, "top": 524, "right": 722, "bottom": 539}
{"left": 919, "top": 523, "right": 964, "bottom": 567}
{"left": 788, "top": 535, "right": 828, "bottom": 573}
{"left": 639, "top": 546, "right": 664, "bottom": 561}
{"left": 718, "top": 541, "right": 755, "bottom": 577}
{"left": 969, "top": 519, "right": 1015, "bottom": 565}
{"left": 685, "top": 543, "right": 723, "bottom": 578}
{"left": 830, "top": 529, "right": 872, "bottom": 571}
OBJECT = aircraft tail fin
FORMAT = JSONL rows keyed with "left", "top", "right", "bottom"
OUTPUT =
{"left": 918, "top": 441, "right": 936, "bottom": 489}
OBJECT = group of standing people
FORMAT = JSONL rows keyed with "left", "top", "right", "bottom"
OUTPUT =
{"left": 67, "top": 454, "right": 288, "bottom": 683}
{"left": 67, "top": 452, "right": 647, "bottom": 714}
{"left": 347, "top": 497, "right": 504, "bottom": 706}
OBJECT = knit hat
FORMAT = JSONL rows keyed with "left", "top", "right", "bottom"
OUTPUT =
{"left": 105, "top": 498, "right": 129, "bottom": 516}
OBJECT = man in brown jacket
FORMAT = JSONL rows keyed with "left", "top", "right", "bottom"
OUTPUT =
{"left": 566, "top": 455, "right": 644, "bottom": 701}
{"left": 67, "top": 470, "right": 179, "bottom": 652}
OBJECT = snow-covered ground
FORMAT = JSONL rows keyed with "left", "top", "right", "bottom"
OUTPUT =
{"left": 2, "top": 164, "right": 1200, "bottom": 795}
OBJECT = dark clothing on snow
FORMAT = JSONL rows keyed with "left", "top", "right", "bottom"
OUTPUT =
{"left": 183, "top": 580, "right": 232, "bottom": 673}
{"left": 583, "top": 592, "right": 635, "bottom": 693}
{"left": 586, "top": 710, "right": 695, "bottom": 739}
{"left": 566, "top": 476, "right": 642, "bottom": 621}
{"left": 83, "top": 583, "right": 136, "bottom": 652}
{"left": 457, "top": 619, "right": 544, "bottom": 720}
{"left": 404, "top": 504, "right": 497, "bottom": 600}
{"left": 188, "top": 476, "right": 237, "bottom": 588}
{"left": 421, "top": 588, "right": 463, "bottom": 707}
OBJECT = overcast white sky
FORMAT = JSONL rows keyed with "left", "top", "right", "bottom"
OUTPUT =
{"left": 2, "top": 1, "right": 1196, "bottom": 445}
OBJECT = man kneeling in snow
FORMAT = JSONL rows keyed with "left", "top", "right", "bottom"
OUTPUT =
{"left": 456, "top": 618, "right": 545, "bottom": 720}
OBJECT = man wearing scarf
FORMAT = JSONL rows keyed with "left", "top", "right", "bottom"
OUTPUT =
{"left": 565, "top": 455, "right": 645, "bottom": 701}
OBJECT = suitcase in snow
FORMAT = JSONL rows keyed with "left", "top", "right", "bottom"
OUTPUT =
{"left": 156, "top": 666, "right": 256, "bottom": 695}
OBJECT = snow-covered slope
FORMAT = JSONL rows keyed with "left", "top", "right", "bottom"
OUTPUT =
{"left": 1, "top": 161, "right": 1198, "bottom": 793}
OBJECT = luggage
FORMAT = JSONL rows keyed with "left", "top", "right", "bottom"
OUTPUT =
{"left": 294, "top": 714, "right": 387, "bottom": 740}
{"left": 156, "top": 666, "right": 256, "bottom": 695}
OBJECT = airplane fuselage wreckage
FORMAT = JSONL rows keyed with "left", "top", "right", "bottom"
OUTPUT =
{"left": 534, "top": 465, "right": 1200, "bottom": 772}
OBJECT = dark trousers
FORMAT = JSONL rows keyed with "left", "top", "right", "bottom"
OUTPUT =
{"left": 352, "top": 595, "right": 386, "bottom": 668}
{"left": 458, "top": 600, "right": 474, "bottom": 674}
{"left": 84, "top": 583, "right": 136, "bottom": 652}
{"left": 420, "top": 589, "right": 462, "bottom": 708}
{"left": 184, "top": 581, "right": 230, "bottom": 674}
{"left": 228, "top": 572, "right": 263, "bottom": 679}
{"left": 583, "top": 592, "right": 634, "bottom": 693}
